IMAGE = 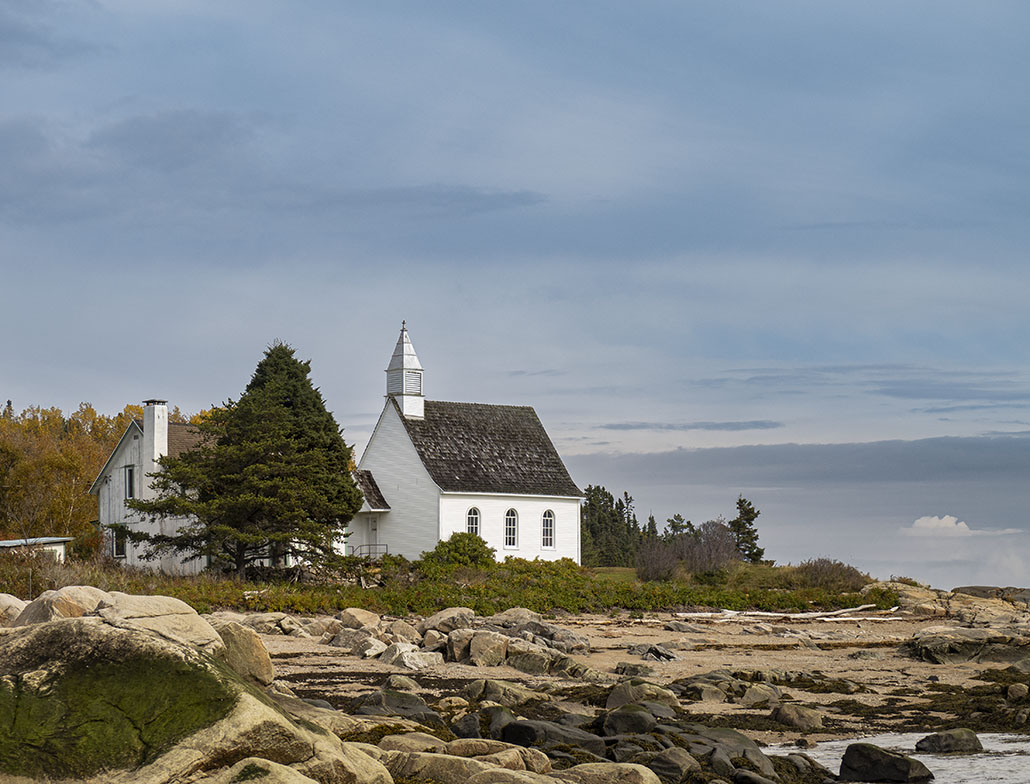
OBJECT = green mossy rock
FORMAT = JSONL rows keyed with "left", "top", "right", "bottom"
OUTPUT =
{"left": 0, "top": 617, "right": 238, "bottom": 780}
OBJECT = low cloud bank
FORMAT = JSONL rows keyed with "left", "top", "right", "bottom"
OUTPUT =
{"left": 900, "top": 514, "right": 1022, "bottom": 538}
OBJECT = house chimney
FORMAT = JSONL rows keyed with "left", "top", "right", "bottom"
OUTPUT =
{"left": 141, "top": 399, "right": 168, "bottom": 499}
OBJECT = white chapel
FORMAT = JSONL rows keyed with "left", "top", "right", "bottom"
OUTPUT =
{"left": 348, "top": 324, "right": 584, "bottom": 563}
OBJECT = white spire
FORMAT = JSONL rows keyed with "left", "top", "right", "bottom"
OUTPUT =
{"left": 386, "top": 321, "right": 424, "bottom": 418}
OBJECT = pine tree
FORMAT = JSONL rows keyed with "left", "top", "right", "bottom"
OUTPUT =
{"left": 128, "top": 343, "right": 362, "bottom": 577}
{"left": 644, "top": 513, "right": 658, "bottom": 539}
{"left": 728, "top": 495, "right": 764, "bottom": 563}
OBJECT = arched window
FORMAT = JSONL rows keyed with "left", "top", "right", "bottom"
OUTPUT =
{"left": 504, "top": 508, "right": 518, "bottom": 548}
{"left": 466, "top": 507, "right": 480, "bottom": 535}
{"left": 542, "top": 510, "right": 555, "bottom": 549}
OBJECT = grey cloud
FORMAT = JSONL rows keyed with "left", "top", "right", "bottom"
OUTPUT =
{"left": 88, "top": 110, "right": 252, "bottom": 172}
{"left": 600, "top": 420, "right": 783, "bottom": 432}
{"left": 0, "top": 113, "right": 545, "bottom": 229}
{"left": 572, "top": 433, "right": 1030, "bottom": 487}
{"left": 874, "top": 381, "right": 1030, "bottom": 403}
{"left": 918, "top": 403, "right": 1030, "bottom": 414}
{"left": 0, "top": 2, "right": 98, "bottom": 70}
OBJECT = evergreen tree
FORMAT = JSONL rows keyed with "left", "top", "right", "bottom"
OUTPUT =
{"left": 664, "top": 513, "right": 696, "bottom": 539}
{"left": 580, "top": 485, "right": 643, "bottom": 566}
{"left": 644, "top": 513, "right": 659, "bottom": 539}
{"left": 127, "top": 343, "right": 362, "bottom": 577}
{"left": 728, "top": 495, "right": 764, "bottom": 563}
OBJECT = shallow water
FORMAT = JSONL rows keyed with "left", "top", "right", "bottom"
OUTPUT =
{"left": 767, "top": 733, "right": 1030, "bottom": 783}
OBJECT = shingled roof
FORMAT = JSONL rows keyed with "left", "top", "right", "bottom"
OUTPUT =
{"left": 353, "top": 469, "right": 390, "bottom": 511}
{"left": 396, "top": 399, "right": 582, "bottom": 497}
{"left": 132, "top": 420, "right": 205, "bottom": 458}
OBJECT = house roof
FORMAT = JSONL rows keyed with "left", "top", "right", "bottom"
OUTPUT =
{"left": 166, "top": 421, "right": 205, "bottom": 458}
{"left": 353, "top": 469, "right": 390, "bottom": 511}
{"left": 130, "top": 419, "right": 205, "bottom": 458}
{"left": 395, "top": 399, "right": 583, "bottom": 497}
{"left": 0, "top": 537, "right": 74, "bottom": 548}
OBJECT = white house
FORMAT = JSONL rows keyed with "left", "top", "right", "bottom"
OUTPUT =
{"left": 88, "top": 401, "right": 206, "bottom": 574}
{"left": 348, "top": 325, "right": 584, "bottom": 563}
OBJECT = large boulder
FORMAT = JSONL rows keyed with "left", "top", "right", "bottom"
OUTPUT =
{"left": 208, "top": 619, "right": 276, "bottom": 686}
{"left": 0, "top": 593, "right": 27, "bottom": 626}
{"left": 448, "top": 627, "right": 476, "bottom": 661}
{"left": 557, "top": 762, "right": 662, "bottom": 784}
{"left": 900, "top": 625, "right": 1030, "bottom": 663}
{"left": 602, "top": 704, "right": 657, "bottom": 736}
{"left": 470, "top": 630, "right": 510, "bottom": 666}
{"left": 606, "top": 679, "right": 680, "bottom": 710}
{"left": 338, "top": 607, "right": 381, "bottom": 629}
{"left": 839, "top": 743, "right": 934, "bottom": 782}
{"left": 501, "top": 720, "right": 607, "bottom": 757}
{"left": 380, "top": 642, "right": 444, "bottom": 670}
{"left": 633, "top": 747, "right": 701, "bottom": 781}
{"left": 770, "top": 704, "right": 824, "bottom": 731}
{"left": 506, "top": 638, "right": 558, "bottom": 675}
{"left": 463, "top": 679, "right": 550, "bottom": 707}
{"left": 12, "top": 585, "right": 110, "bottom": 625}
{"left": 355, "top": 689, "right": 443, "bottom": 726}
{"left": 0, "top": 595, "right": 399, "bottom": 784}
{"left": 420, "top": 606, "right": 475, "bottom": 635}
{"left": 0, "top": 617, "right": 237, "bottom": 780}
{"left": 915, "top": 728, "right": 983, "bottom": 753}
{"left": 382, "top": 750, "right": 496, "bottom": 780}
{"left": 487, "top": 607, "right": 543, "bottom": 627}
{"left": 93, "top": 592, "right": 224, "bottom": 655}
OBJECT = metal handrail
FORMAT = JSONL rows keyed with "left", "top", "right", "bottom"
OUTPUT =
{"left": 353, "top": 543, "right": 389, "bottom": 558}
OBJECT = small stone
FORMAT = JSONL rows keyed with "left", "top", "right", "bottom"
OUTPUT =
{"left": 422, "top": 628, "right": 447, "bottom": 651}
{"left": 1008, "top": 683, "right": 1029, "bottom": 701}
{"left": 386, "top": 674, "right": 419, "bottom": 691}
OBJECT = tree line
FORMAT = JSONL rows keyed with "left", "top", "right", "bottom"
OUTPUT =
{"left": 580, "top": 484, "right": 764, "bottom": 570}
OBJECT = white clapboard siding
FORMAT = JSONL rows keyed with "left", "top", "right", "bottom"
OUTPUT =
{"left": 439, "top": 493, "right": 581, "bottom": 562}
{"left": 358, "top": 402, "right": 441, "bottom": 559}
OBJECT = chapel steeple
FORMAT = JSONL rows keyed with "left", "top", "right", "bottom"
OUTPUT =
{"left": 386, "top": 321, "right": 424, "bottom": 418}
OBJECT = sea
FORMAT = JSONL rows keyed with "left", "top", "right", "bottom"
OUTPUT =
{"left": 767, "top": 733, "right": 1030, "bottom": 783}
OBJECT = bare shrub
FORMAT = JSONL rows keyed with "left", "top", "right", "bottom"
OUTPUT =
{"left": 794, "top": 558, "right": 870, "bottom": 592}
{"left": 635, "top": 539, "right": 679, "bottom": 582}
{"left": 635, "top": 519, "right": 741, "bottom": 582}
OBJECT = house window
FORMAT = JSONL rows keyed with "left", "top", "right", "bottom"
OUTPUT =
{"left": 504, "top": 508, "right": 518, "bottom": 548}
{"left": 542, "top": 510, "right": 555, "bottom": 549}
{"left": 466, "top": 507, "right": 480, "bottom": 535}
{"left": 124, "top": 466, "right": 135, "bottom": 500}
{"left": 113, "top": 527, "right": 127, "bottom": 558}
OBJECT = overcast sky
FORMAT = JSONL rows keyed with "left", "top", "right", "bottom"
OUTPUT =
{"left": 2, "top": 1, "right": 1028, "bottom": 588}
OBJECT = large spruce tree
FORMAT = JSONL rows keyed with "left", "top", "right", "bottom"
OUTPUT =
{"left": 128, "top": 343, "right": 362, "bottom": 577}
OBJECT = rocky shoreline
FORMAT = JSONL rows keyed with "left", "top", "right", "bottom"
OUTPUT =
{"left": 3, "top": 581, "right": 1030, "bottom": 782}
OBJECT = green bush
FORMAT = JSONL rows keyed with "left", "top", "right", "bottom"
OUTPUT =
{"left": 419, "top": 533, "right": 496, "bottom": 572}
